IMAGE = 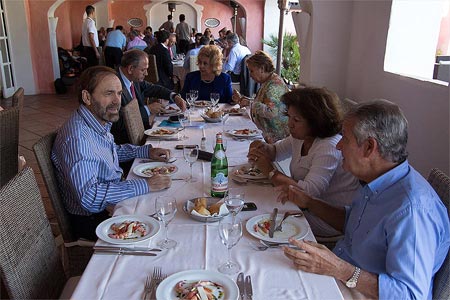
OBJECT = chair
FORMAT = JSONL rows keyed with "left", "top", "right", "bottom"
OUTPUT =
{"left": 122, "top": 98, "right": 146, "bottom": 145}
{"left": 341, "top": 97, "right": 357, "bottom": 114}
{"left": 0, "top": 167, "right": 72, "bottom": 299}
{"left": 12, "top": 87, "right": 24, "bottom": 112}
{"left": 146, "top": 54, "right": 159, "bottom": 84}
{"left": 189, "top": 55, "right": 199, "bottom": 72}
{"left": 239, "top": 54, "right": 259, "bottom": 97}
{"left": 427, "top": 168, "right": 450, "bottom": 300}
{"left": 33, "top": 132, "right": 94, "bottom": 277}
{"left": 0, "top": 107, "right": 19, "bottom": 188}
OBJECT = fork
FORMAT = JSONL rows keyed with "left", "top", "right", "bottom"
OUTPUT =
{"left": 149, "top": 267, "right": 163, "bottom": 299}
{"left": 143, "top": 267, "right": 159, "bottom": 300}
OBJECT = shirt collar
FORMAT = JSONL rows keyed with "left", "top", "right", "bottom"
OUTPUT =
{"left": 366, "top": 160, "right": 410, "bottom": 197}
{"left": 119, "top": 68, "right": 133, "bottom": 95}
{"left": 78, "top": 105, "right": 111, "bottom": 135}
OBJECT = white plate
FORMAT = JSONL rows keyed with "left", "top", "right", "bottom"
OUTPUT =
{"left": 156, "top": 270, "right": 239, "bottom": 300}
{"left": 95, "top": 215, "right": 160, "bottom": 245}
{"left": 232, "top": 164, "right": 267, "bottom": 180}
{"left": 144, "top": 128, "right": 178, "bottom": 138}
{"left": 223, "top": 107, "right": 246, "bottom": 116}
{"left": 133, "top": 162, "right": 178, "bottom": 178}
{"left": 194, "top": 100, "right": 212, "bottom": 107}
{"left": 227, "top": 128, "right": 260, "bottom": 138}
{"left": 200, "top": 113, "right": 225, "bottom": 123}
{"left": 160, "top": 107, "right": 180, "bottom": 116}
{"left": 246, "top": 213, "right": 309, "bottom": 243}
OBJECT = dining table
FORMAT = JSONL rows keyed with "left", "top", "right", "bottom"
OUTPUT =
{"left": 70, "top": 104, "right": 344, "bottom": 300}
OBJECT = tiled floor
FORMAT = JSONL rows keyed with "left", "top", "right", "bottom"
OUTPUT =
{"left": 1, "top": 90, "right": 79, "bottom": 236}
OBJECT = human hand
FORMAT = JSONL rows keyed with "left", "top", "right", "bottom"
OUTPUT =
{"left": 149, "top": 147, "right": 171, "bottom": 162}
{"left": 274, "top": 184, "right": 289, "bottom": 204}
{"left": 148, "top": 102, "right": 164, "bottom": 115}
{"left": 174, "top": 95, "right": 187, "bottom": 111}
{"left": 232, "top": 89, "right": 242, "bottom": 105}
{"left": 146, "top": 174, "right": 171, "bottom": 191}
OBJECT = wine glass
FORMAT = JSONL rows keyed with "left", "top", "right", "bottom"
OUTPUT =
{"left": 218, "top": 217, "right": 243, "bottom": 274}
{"left": 183, "top": 145, "right": 198, "bottom": 182}
{"left": 185, "top": 93, "right": 192, "bottom": 123}
{"left": 190, "top": 90, "right": 198, "bottom": 103}
{"left": 224, "top": 188, "right": 245, "bottom": 224}
{"left": 210, "top": 93, "right": 220, "bottom": 107}
{"left": 178, "top": 114, "right": 188, "bottom": 139}
{"left": 155, "top": 196, "right": 178, "bottom": 249}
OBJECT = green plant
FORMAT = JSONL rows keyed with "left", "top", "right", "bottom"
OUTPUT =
{"left": 262, "top": 33, "right": 300, "bottom": 85}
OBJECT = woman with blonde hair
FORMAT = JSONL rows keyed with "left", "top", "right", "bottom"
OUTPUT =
{"left": 181, "top": 45, "right": 232, "bottom": 103}
{"left": 232, "top": 50, "right": 290, "bottom": 143}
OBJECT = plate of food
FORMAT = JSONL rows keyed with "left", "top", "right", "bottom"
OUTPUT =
{"left": 144, "top": 128, "right": 178, "bottom": 138}
{"left": 160, "top": 106, "right": 180, "bottom": 116}
{"left": 156, "top": 269, "right": 239, "bottom": 300}
{"left": 223, "top": 107, "right": 246, "bottom": 116}
{"left": 194, "top": 100, "right": 212, "bottom": 108}
{"left": 232, "top": 164, "right": 267, "bottom": 180}
{"left": 227, "top": 128, "right": 260, "bottom": 138}
{"left": 200, "top": 108, "right": 226, "bottom": 123}
{"left": 133, "top": 162, "right": 178, "bottom": 178}
{"left": 183, "top": 197, "right": 229, "bottom": 223}
{"left": 245, "top": 213, "right": 309, "bottom": 243}
{"left": 95, "top": 215, "right": 160, "bottom": 245}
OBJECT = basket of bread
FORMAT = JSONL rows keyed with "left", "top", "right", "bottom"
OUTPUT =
{"left": 183, "top": 197, "right": 229, "bottom": 222}
{"left": 200, "top": 108, "right": 226, "bottom": 123}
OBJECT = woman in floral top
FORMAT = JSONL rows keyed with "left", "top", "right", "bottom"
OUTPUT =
{"left": 232, "top": 51, "right": 290, "bottom": 143}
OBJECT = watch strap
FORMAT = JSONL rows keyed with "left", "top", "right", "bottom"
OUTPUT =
{"left": 345, "top": 267, "right": 361, "bottom": 288}
{"left": 268, "top": 169, "right": 278, "bottom": 180}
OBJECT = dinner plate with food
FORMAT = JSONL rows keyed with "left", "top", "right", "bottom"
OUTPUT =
{"left": 183, "top": 197, "right": 229, "bottom": 222}
{"left": 96, "top": 215, "right": 160, "bottom": 245}
{"left": 223, "top": 107, "right": 246, "bottom": 116}
{"left": 133, "top": 162, "right": 178, "bottom": 178}
{"left": 159, "top": 106, "right": 180, "bottom": 116}
{"left": 156, "top": 269, "right": 239, "bottom": 300}
{"left": 227, "top": 128, "right": 261, "bottom": 138}
{"left": 200, "top": 108, "right": 226, "bottom": 123}
{"left": 144, "top": 128, "right": 178, "bottom": 138}
{"left": 194, "top": 100, "right": 212, "bottom": 108}
{"left": 245, "top": 213, "right": 309, "bottom": 243}
{"left": 232, "top": 163, "right": 267, "bottom": 180}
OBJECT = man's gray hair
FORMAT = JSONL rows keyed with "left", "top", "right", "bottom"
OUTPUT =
{"left": 346, "top": 99, "right": 408, "bottom": 163}
{"left": 121, "top": 49, "right": 148, "bottom": 68}
{"left": 226, "top": 33, "right": 239, "bottom": 45}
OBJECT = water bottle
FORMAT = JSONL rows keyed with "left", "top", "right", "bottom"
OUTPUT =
{"left": 211, "top": 132, "right": 228, "bottom": 197}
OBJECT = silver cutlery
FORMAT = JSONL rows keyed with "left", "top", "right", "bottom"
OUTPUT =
{"left": 274, "top": 211, "right": 304, "bottom": 232}
{"left": 142, "top": 275, "right": 152, "bottom": 300}
{"left": 94, "top": 250, "right": 157, "bottom": 256}
{"left": 245, "top": 275, "right": 253, "bottom": 300}
{"left": 237, "top": 272, "right": 245, "bottom": 300}
{"left": 139, "top": 157, "right": 177, "bottom": 163}
{"left": 143, "top": 267, "right": 159, "bottom": 300}
{"left": 94, "top": 246, "right": 162, "bottom": 252}
{"left": 268, "top": 208, "right": 278, "bottom": 238}
{"left": 150, "top": 267, "right": 165, "bottom": 300}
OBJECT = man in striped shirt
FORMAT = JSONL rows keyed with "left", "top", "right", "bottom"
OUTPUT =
{"left": 52, "top": 66, "right": 171, "bottom": 240}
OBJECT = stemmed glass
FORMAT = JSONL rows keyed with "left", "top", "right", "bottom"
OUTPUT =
{"left": 218, "top": 217, "right": 243, "bottom": 274}
{"left": 224, "top": 188, "right": 245, "bottom": 224}
{"left": 178, "top": 113, "right": 188, "bottom": 140}
{"left": 155, "top": 196, "right": 178, "bottom": 249}
{"left": 185, "top": 92, "right": 192, "bottom": 123}
{"left": 210, "top": 93, "right": 220, "bottom": 107}
{"left": 190, "top": 90, "right": 198, "bottom": 103}
{"left": 183, "top": 145, "right": 198, "bottom": 182}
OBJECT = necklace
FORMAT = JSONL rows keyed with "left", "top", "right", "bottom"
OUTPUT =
{"left": 201, "top": 78, "right": 214, "bottom": 83}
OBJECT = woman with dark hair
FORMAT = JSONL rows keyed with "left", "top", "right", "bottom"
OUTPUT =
{"left": 247, "top": 87, "right": 359, "bottom": 237}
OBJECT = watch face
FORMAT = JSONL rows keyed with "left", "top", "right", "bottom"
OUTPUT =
{"left": 346, "top": 280, "right": 356, "bottom": 288}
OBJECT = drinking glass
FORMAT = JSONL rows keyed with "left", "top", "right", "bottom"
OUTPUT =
{"left": 155, "top": 196, "right": 178, "bottom": 249}
{"left": 178, "top": 114, "right": 188, "bottom": 139}
{"left": 224, "top": 188, "right": 245, "bottom": 224}
{"left": 185, "top": 93, "right": 192, "bottom": 123}
{"left": 218, "top": 217, "right": 243, "bottom": 274}
{"left": 183, "top": 145, "right": 198, "bottom": 182}
{"left": 210, "top": 93, "right": 220, "bottom": 107}
{"left": 190, "top": 90, "right": 198, "bottom": 102}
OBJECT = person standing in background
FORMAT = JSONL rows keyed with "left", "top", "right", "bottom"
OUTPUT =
{"left": 104, "top": 25, "right": 126, "bottom": 69}
{"left": 159, "top": 15, "right": 174, "bottom": 33}
{"left": 81, "top": 5, "right": 100, "bottom": 67}
{"left": 175, "top": 14, "right": 191, "bottom": 55}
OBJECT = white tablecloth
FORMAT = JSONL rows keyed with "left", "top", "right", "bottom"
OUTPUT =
{"left": 71, "top": 106, "right": 343, "bottom": 300}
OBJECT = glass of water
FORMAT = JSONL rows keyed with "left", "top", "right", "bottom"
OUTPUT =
{"left": 224, "top": 188, "right": 245, "bottom": 224}
{"left": 155, "top": 196, "right": 178, "bottom": 249}
{"left": 218, "top": 217, "right": 243, "bottom": 274}
{"left": 210, "top": 93, "right": 220, "bottom": 107}
{"left": 183, "top": 145, "right": 198, "bottom": 182}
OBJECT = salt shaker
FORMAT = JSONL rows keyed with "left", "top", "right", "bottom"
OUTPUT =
{"left": 200, "top": 137, "right": 206, "bottom": 150}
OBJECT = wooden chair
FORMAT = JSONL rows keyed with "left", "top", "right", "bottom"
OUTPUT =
{"left": 0, "top": 167, "right": 77, "bottom": 299}
{"left": 427, "top": 168, "right": 450, "bottom": 300}
{"left": 33, "top": 132, "right": 94, "bottom": 277}
{"left": 122, "top": 98, "right": 146, "bottom": 145}
{"left": 146, "top": 54, "right": 159, "bottom": 84}
{"left": 0, "top": 107, "right": 19, "bottom": 188}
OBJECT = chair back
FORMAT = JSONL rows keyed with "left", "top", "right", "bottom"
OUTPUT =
{"left": 428, "top": 168, "right": 450, "bottom": 300}
{"left": 189, "top": 55, "right": 199, "bottom": 72}
{"left": 0, "top": 167, "right": 66, "bottom": 299}
{"left": 146, "top": 54, "right": 159, "bottom": 84}
{"left": 122, "top": 98, "right": 145, "bottom": 145}
{"left": 239, "top": 54, "right": 259, "bottom": 97}
{"left": 33, "top": 132, "right": 76, "bottom": 242}
{"left": 341, "top": 98, "right": 357, "bottom": 114}
{"left": 0, "top": 107, "right": 19, "bottom": 187}
{"left": 12, "top": 87, "right": 24, "bottom": 111}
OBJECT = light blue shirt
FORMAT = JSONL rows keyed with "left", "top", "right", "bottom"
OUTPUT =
{"left": 223, "top": 43, "right": 251, "bottom": 75}
{"left": 51, "top": 105, "right": 151, "bottom": 215}
{"left": 334, "top": 160, "right": 450, "bottom": 299}
{"left": 183, "top": 45, "right": 204, "bottom": 70}
{"left": 105, "top": 29, "right": 126, "bottom": 49}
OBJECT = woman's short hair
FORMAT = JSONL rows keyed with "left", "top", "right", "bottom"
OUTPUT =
{"left": 246, "top": 50, "right": 275, "bottom": 73}
{"left": 281, "top": 87, "right": 343, "bottom": 138}
{"left": 345, "top": 99, "right": 408, "bottom": 163}
{"left": 78, "top": 66, "right": 117, "bottom": 104}
{"left": 197, "top": 45, "right": 223, "bottom": 76}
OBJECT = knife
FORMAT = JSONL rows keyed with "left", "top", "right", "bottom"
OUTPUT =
{"left": 245, "top": 275, "right": 253, "bottom": 300}
{"left": 236, "top": 272, "right": 245, "bottom": 300}
{"left": 94, "top": 250, "right": 157, "bottom": 256}
{"left": 93, "top": 246, "right": 162, "bottom": 252}
{"left": 269, "top": 208, "right": 278, "bottom": 238}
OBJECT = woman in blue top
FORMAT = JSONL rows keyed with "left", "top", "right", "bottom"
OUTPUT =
{"left": 181, "top": 45, "right": 233, "bottom": 103}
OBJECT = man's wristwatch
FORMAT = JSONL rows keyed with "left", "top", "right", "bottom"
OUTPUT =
{"left": 345, "top": 267, "right": 361, "bottom": 288}
{"left": 268, "top": 169, "right": 278, "bottom": 180}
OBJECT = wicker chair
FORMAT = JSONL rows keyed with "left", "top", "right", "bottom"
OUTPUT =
{"left": 12, "top": 87, "right": 24, "bottom": 113}
{"left": 146, "top": 54, "right": 159, "bottom": 84}
{"left": 427, "top": 168, "right": 450, "bottom": 300}
{"left": 122, "top": 98, "right": 146, "bottom": 145}
{"left": 0, "top": 107, "right": 19, "bottom": 188}
{"left": 0, "top": 167, "right": 69, "bottom": 299}
{"left": 33, "top": 132, "right": 94, "bottom": 277}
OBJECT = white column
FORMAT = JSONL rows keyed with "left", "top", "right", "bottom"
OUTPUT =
{"left": 48, "top": 17, "right": 60, "bottom": 80}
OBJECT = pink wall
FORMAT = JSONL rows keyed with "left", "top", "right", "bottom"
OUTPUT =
{"left": 109, "top": 0, "right": 148, "bottom": 33}
{"left": 437, "top": 8, "right": 450, "bottom": 55}
{"left": 55, "top": 1, "right": 72, "bottom": 49}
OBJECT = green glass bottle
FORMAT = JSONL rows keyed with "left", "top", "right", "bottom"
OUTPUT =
{"left": 211, "top": 132, "right": 228, "bottom": 198}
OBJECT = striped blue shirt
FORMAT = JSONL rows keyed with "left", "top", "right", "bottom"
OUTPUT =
{"left": 51, "top": 105, "right": 151, "bottom": 216}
